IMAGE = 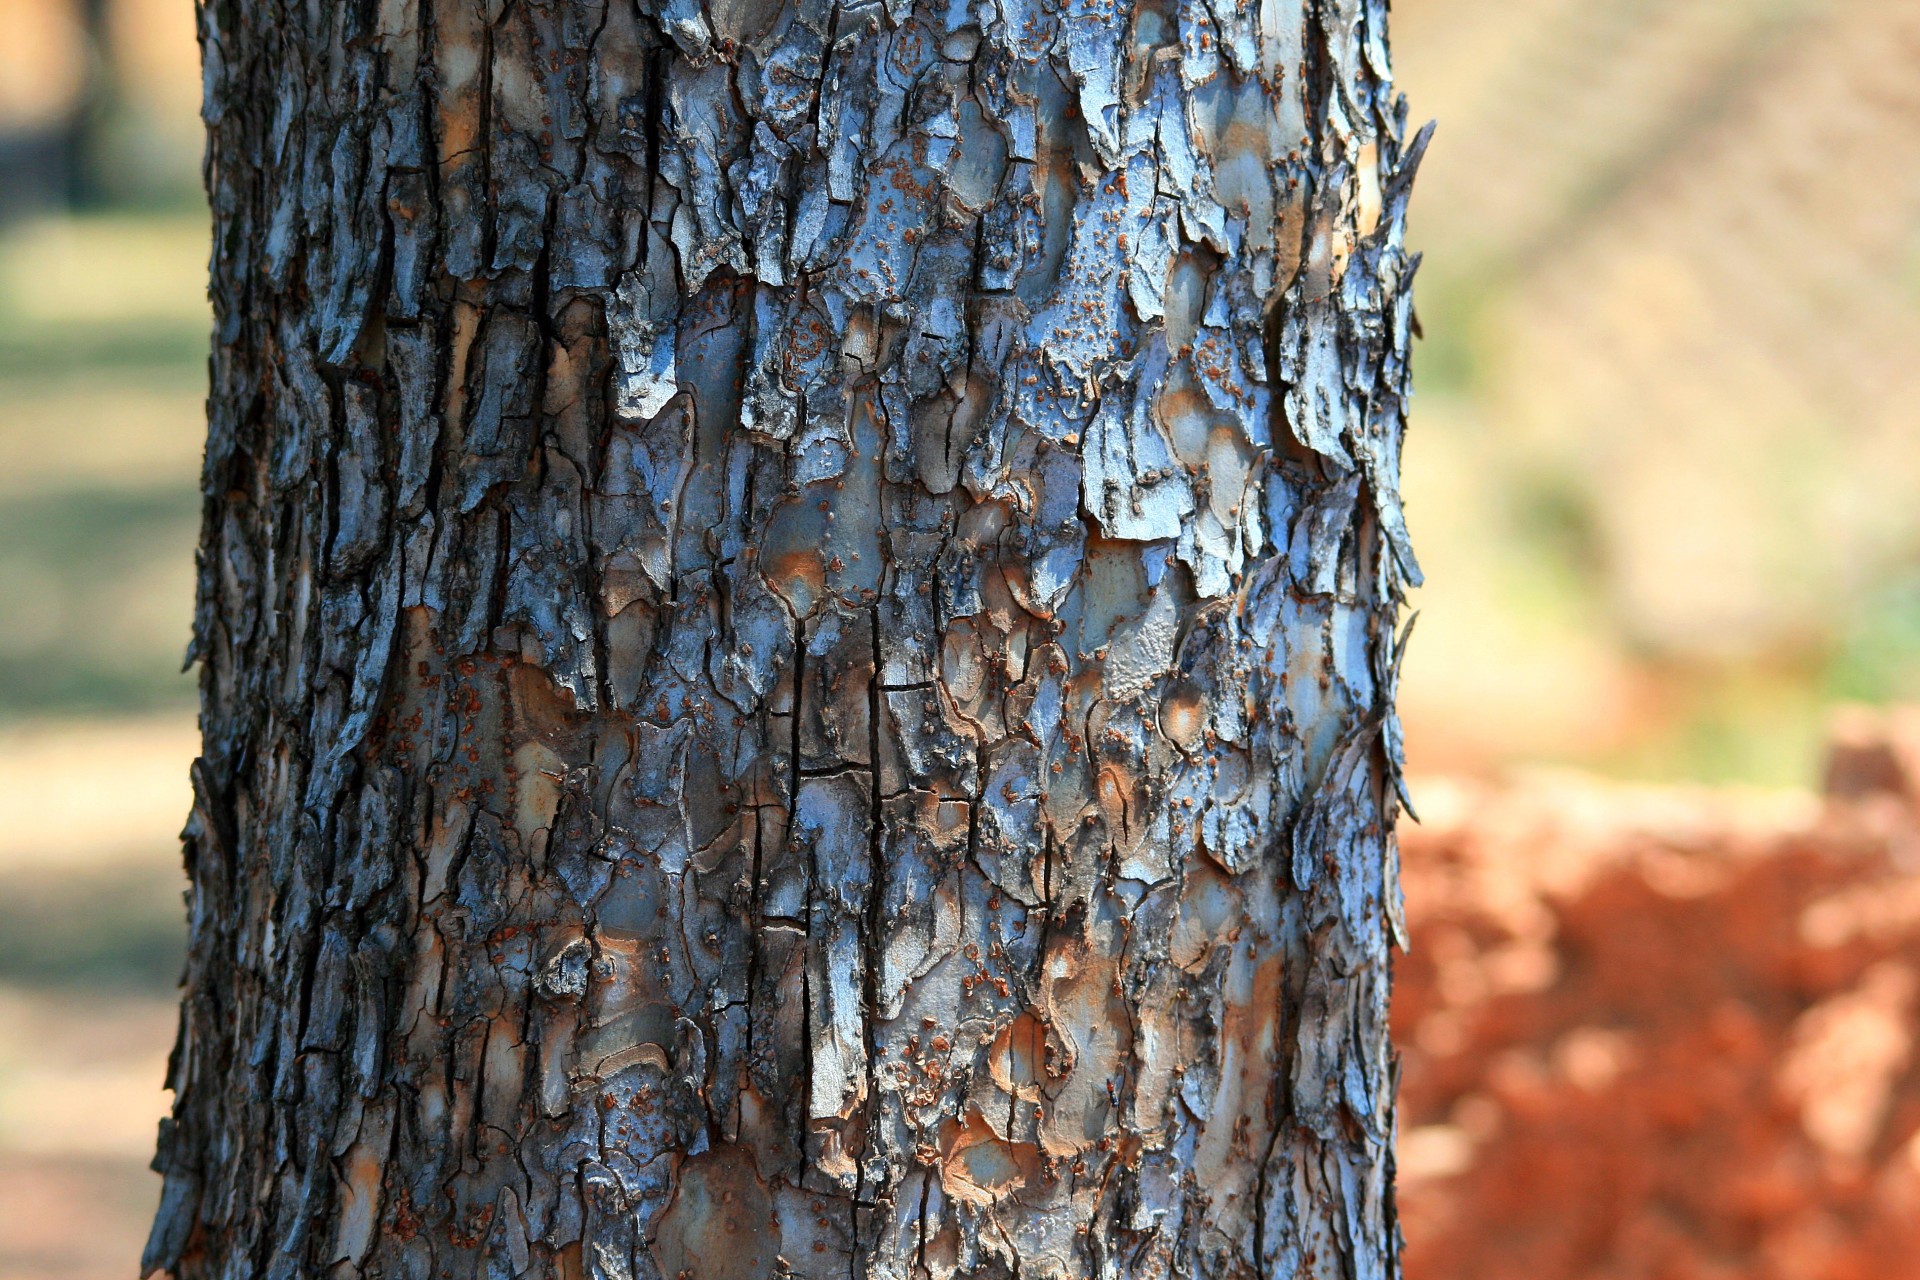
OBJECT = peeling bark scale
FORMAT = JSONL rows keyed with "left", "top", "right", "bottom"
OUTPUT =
{"left": 149, "top": 0, "right": 1426, "bottom": 1277}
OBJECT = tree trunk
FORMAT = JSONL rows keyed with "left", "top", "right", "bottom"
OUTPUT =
{"left": 147, "top": 1, "right": 1425, "bottom": 1278}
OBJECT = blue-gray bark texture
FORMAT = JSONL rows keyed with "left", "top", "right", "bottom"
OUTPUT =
{"left": 147, "top": 0, "right": 1425, "bottom": 1277}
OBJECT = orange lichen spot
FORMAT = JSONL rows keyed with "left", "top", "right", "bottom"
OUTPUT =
{"left": 938, "top": 1109, "right": 1043, "bottom": 1206}
{"left": 1159, "top": 683, "right": 1206, "bottom": 751}
{"left": 767, "top": 548, "right": 828, "bottom": 599}
{"left": 988, "top": 1012, "right": 1049, "bottom": 1102}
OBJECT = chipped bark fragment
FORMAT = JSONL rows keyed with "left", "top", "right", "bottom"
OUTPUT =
{"left": 152, "top": 0, "right": 1423, "bottom": 1278}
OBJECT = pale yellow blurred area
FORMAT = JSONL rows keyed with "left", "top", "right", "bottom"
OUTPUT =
{"left": 0, "top": 718, "right": 190, "bottom": 1280}
{"left": 0, "top": 717, "right": 198, "bottom": 870}
{"left": 1394, "top": 0, "right": 1920, "bottom": 781}
{"left": 0, "top": 217, "right": 210, "bottom": 328}
{"left": 0, "top": 1, "right": 86, "bottom": 130}
{"left": 0, "top": 989, "right": 174, "bottom": 1159}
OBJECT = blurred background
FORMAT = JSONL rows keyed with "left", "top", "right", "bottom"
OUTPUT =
{"left": 1, "top": 0, "right": 1918, "bottom": 1276}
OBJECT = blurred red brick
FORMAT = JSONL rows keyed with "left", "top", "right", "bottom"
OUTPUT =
{"left": 1822, "top": 705, "right": 1920, "bottom": 808}
{"left": 1396, "top": 727, "right": 1920, "bottom": 1280}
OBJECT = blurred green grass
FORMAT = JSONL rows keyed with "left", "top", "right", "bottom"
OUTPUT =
{"left": 0, "top": 213, "right": 205, "bottom": 724}
{"left": 0, "top": 862, "right": 183, "bottom": 994}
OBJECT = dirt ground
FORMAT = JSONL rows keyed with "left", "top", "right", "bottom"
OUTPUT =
{"left": 0, "top": 719, "right": 186, "bottom": 1280}
{"left": 1396, "top": 710, "right": 1920, "bottom": 1280}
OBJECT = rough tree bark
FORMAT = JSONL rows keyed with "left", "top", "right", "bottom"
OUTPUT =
{"left": 147, "top": 1, "right": 1425, "bottom": 1278}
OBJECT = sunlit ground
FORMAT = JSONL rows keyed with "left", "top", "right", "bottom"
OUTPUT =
{"left": 0, "top": 213, "right": 202, "bottom": 1280}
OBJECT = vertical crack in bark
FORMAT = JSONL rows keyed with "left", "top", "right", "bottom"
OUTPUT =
{"left": 856, "top": 602, "right": 888, "bottom": 1276}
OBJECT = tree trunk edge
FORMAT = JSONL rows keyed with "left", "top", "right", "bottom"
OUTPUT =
{"left": 148, "top": 3, "right": 1426, "bottom": 1278}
